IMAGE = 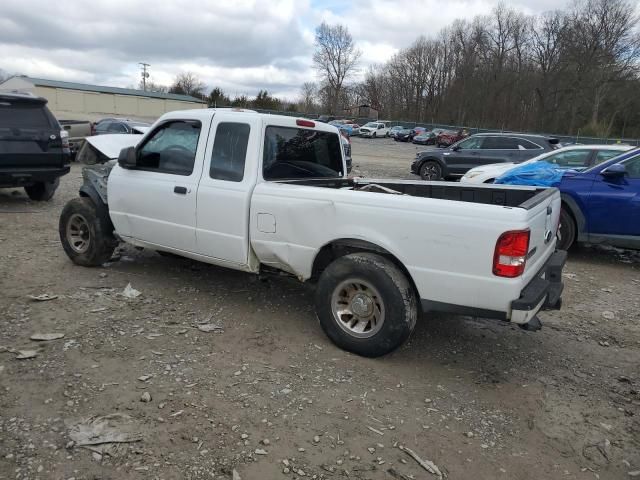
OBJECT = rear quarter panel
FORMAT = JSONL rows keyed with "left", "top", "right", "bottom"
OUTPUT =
{"left": 250, "top": 182, "right": 561, "bottom": 315}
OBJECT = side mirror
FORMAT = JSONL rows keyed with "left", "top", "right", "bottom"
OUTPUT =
{"left": 452, "top": 145, "right": 461, "bottom": 152}
{"left": 118, "top": 146, "right": 137, "bottom": 169}
{"left": 601, "top": 163, "right": 627, "bottom": 178}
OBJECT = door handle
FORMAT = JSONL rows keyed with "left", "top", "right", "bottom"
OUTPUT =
{"left": 174, "top": 186, "right": 187, "bottom": 195}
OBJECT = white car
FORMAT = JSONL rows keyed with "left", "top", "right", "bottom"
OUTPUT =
{"left": 359, "top": 121, "right": 390, "bottom": 138}
{"left": 59, "top": 109, "right": 565, "bottom": 357}
{"left": 460, "top": 144, "right": 633, "bottom": 184}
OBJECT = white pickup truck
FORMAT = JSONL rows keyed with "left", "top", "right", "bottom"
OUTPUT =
{"left": 59, "top": 109, "right": 566, "bottom": 357}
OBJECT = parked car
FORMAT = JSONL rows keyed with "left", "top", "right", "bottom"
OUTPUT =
{"left": 359, "top": 121, "right": 390, "bottom": 138}
{"left": 317, "top": 115, "right": 336, "bottom": 123}
{"left": 460, "top": 145, "right": 633, "bottom": 184}
{"left": 436, "top": 129, "right": 468, "bottom": 147}
{"left": 58, "top": 110, "right": 565, "bottom": 356}
{"left": 494, "top": 148, "right": 640, "bottom": 251}
{"left": 411, "top": 133, "right": 560, "bottom": 180}
{"left": 393, "top": 128, "right": 413, "bottom": 142}
{"left": 389, "top": 126, "right": 404, "bottom": 137}
{"left": 338, "top": 122, "right": 360, "bottom": 136}
{"left": 0, "top": 92, "right": 71, "bottom": 200}
{"left": 412, "top": 131, "right": 437, "bottom": 145}
{"left": 94, "top": 118, "right": 151, "bottom": 135}
{"left": 59, "top": 120, "right": 92, "bottom": 158}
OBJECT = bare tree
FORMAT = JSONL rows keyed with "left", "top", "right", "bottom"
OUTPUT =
{"left": 313, "top": 22, "right": 361, "bottom": 113}
{"left": 169, "top": 72, "right": 205, "bottom": 98}
{"left": 299, "top": 82, "right": 318, "bottom": 113}
{"left": 138, "top": 79, "right": 168, "bottom": 93}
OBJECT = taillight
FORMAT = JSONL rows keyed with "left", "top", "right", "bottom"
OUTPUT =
{"left": 60, "top": 130, "right": 70, "bottom": 148}
{"left": 493, "top": 230, "right": 530, "bottom": 278}
{"left": 296, "top": 119, "right": 315, "bottom": 128}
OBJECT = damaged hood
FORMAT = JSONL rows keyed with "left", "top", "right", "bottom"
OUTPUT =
{"left": 85, "top": 134, "right": 143, "bottom": 159}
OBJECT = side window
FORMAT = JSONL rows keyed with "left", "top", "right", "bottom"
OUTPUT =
{"left": 543, "top": 150, "right": 591, "bottom": 168}
{"left": 623, "top": 157, "right": 640, "bottom": 178}
{"left": 137, "top": 120, "right": 201, "bottom": 176}
{"left": 595, "top": 149, "right": 625, "bottom": 165}
{"left": 108, "top": 122, "right": 127, "bottom": 133}
{"left": 518, "top": 139, "right": 543, "bottom": 150}
{"left": 484, "top": 137, "right": 520, "bottom": 149}
{"left": 457, "top": 136, "right": 483, "bottom": 149}
{"left": 95, "top": 121, "right": 110, "bottom": 132}
{"left": 209, "top": 122, "right": 250, "bottom": 182}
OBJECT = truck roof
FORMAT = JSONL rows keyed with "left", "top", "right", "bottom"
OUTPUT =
{"left": 160, "top": 109, "right": 339, "bottom": 134}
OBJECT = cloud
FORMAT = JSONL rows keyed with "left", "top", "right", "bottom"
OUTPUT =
{"left": 0, "top": 0, "right": 571, "bottom": 98}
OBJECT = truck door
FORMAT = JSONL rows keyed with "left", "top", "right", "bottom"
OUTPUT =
{"left": 195, "top": 116, "right": 259, "bottom": 265}
{"left": 108, "top": 119, "right": 205, "bottom": 252}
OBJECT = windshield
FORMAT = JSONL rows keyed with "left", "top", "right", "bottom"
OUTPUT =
{"left": 363, "top": 122, "right": 378, "bottom": 128}
{"left": 263, "top": 126, "right": 343, "bottom": 180}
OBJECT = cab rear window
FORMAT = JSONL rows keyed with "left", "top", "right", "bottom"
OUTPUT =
{"left": 263, "top": 126, "right": 343, "bottom": 180}
{"left": 0, "top": 103, "right": 52, "bottom": 129}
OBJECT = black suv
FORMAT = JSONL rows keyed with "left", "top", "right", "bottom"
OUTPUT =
{"left": 0, "top": 93, "right": 70, "bottom": 200}
{"left": 411, "top": 133, "right": 559, "bottom": 180}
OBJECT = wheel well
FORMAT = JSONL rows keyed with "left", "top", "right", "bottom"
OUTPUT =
{"left": 311, "top": 239, "right": 421, "bottom": 306}
{"left": 561, "top": 201, "right": 577, "bottom": 229}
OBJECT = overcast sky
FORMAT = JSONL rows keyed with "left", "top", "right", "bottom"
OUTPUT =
{"left": 0, "top": 0, "right": 572, "bottom": 100}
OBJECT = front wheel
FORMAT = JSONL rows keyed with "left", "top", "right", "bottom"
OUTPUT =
{"left": 59, "top": 197, "right": 117, "bottom": 267}
{"left": 556, "top": 208, "right": 576, "bottom": 251}
{"left": 372, "top": 132, "right": 377, "bottom": 138}
{"left": 25, "top": 179, "right": 59, "bottom": 201}
{"left": 315, "top": 253, "right": 418, "bottom": 357}
{"left": 419, "top": 160, "right": 442, "bottom": 180}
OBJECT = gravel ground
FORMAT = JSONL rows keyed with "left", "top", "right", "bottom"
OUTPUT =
{"left": 1, "top": 137, "right": 639, "bottom": 480}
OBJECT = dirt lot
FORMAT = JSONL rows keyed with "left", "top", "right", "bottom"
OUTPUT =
{"left": 1, "top": 137, "right": 639, "bottom": 480}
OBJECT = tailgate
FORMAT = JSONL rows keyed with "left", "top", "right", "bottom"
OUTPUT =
{"left": 520, "top": 188, "right": 562, "bottom": 284}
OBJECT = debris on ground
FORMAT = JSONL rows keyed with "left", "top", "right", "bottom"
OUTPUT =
{"left": 140, "top": 392, "right": 152, "bottom": 402}
{"left": 15, "top": 350, "right": 38, "bottom": 360}
{"left": 30, "top": 332, "right": 65, "bottom": 341}
{"left": 197, "top": 322, "right": 224, "bottom": 333}
{"left": 67, "top": 414, "right": 142, "bottom": 456}
{"left": 398, "top": 445, "right": 443, "bottom": 478}
{"left": 232, "top": 470, "right": 241, "bottom": 480}
{"left": 121, "top": 283, "right": 141, "bottom": 299}
{"left": 27, "top": 294, "right": 58, "bottom": 302}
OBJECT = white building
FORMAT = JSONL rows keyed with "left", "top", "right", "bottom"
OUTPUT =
{"left": 0, "top": 76, "right": 206, "bottom": 121}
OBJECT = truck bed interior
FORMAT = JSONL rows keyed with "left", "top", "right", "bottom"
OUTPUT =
{"left": 280, "top": 178, "right": 553, "bottom": 209}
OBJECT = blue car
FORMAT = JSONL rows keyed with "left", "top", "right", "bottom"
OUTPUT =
{"left": 555, "top": 148, "right": 640, "bottom": 250}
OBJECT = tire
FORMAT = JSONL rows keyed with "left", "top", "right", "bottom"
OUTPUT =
{"left": 419, "top": 160, "right": 442, "bottom": 181}
{"left": 59, "top": 197, "right": 118, "bottom": 267}
{"left": 315, "top": 253, "right": 418, "bottom": 357}
{"left": 557, "top": 207, "right": 576, "bottom": 251}
{"left": 24, "top": 179, "right": 59, "bottom": 201}
{"left": 372, "top": 132, "right": 377, "bottom": 138}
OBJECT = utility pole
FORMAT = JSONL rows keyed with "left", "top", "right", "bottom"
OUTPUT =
{"left": 139, "top": 63, "right": 150, "bottom": 91}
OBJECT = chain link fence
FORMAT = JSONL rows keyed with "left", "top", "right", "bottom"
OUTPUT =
{"left": 251, "top": 108, "right": 640, "bottom": 147}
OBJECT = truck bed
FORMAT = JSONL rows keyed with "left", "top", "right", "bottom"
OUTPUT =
{"left": 280, "top": 178, "right": 553, "bottom": 209}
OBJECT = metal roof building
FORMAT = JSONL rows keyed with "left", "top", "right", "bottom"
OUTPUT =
{"left": 0, "top": 76, "right": 206, "bottom": 121}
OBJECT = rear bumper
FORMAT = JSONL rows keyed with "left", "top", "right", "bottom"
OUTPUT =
{"left": 0, "top": 166, "right": 71, "bottom": 187}
{"left": 510, "top": 250, "right": 566, "bottom": 324}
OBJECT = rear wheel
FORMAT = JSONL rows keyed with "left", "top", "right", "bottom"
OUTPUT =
{"left": 25, "top": 179, "right": 59, "bottom": 201}
{"left": 557, "top": 208, "right": 576, "bottom": 251}
{"left": 315, "top": 253, "right": 417, "bottom": 357}
{"left": 59, "top": 197, "right": 117, "bottom": 267}
{"left": 419, "top": 161, "right": 442, "bottom": 180}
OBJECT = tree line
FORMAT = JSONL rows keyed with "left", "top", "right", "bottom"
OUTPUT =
{"left": 310, "top": 0, "right": 640, "bottom": 138}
